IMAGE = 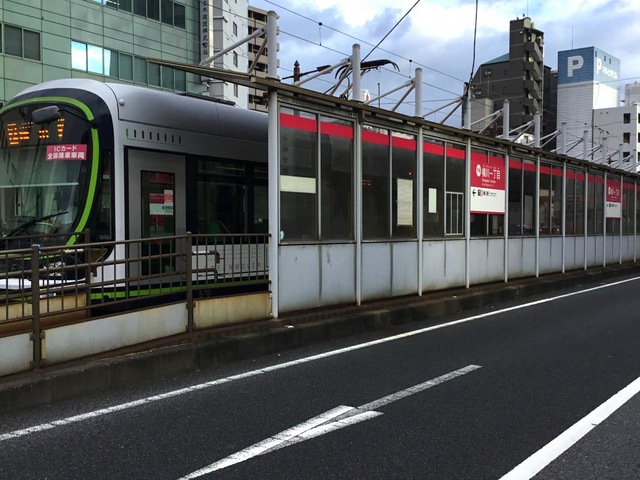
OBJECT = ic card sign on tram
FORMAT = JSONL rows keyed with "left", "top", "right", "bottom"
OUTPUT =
{"left": 470, "top": 153, "right": 506, "bottom": 214}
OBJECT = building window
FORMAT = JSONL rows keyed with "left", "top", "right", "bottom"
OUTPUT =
{"left": 624, "top": 132, "right": 630, "bottom": 143}
{"left": 120, "top": 53, "right": 133, "bottom": 80}
{"left": 233, "top": 51, "right": 238, "bottom": 67}
{"left": 134, "top": 56, "right": 147, "bottom": 83}
{"left": 174, "top": 3, "right": 185, "bottom": 28}
{"left": 119, "top": 0, "right": 132, "bottom": 11}
{"left": 161, "top": 0, "right": 173, "bottom": 24}
{"left": 161, "top": 65, "right": 175, "bottom": 89}
{"left": 233, "top": 22, "right": 238, "bottom": 36}
{"left": 133, "top": 0, "right": 146, "bottom": 15}
{"left": 4, "top": 25, "right": 41, "bottom": 61}
{"left": 147, "top": 0, "right": 160, "bottom": 20}
{"left": 623, "top": 113, "right": 631, "bottom": 124}
{"left": 71, "top": 40, "right": 185, "bottom": 91}
{"left": 71, "top": 41, "right": 87, "bottom": 70}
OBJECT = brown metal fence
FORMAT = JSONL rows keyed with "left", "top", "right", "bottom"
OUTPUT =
{"left": 1, "top": 232, "right": 270, "bottom": 368}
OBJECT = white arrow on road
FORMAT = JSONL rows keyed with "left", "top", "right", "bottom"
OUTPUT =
{"left": 178, "top": 364, "right": 482, "bottom": 479}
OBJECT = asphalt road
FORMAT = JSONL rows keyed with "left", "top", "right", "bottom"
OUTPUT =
{"left": 1, "top": 276, "right": 640, "bottom": 479}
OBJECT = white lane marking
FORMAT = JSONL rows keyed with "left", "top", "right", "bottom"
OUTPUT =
{"left": 178, "top": 365, "right": 482, "bottom": 478}
{"left": 499, "top": 376, "right": 640, "bottom": 480}
{"left": 1, "top": 276, "right": 637, "bottom": 443}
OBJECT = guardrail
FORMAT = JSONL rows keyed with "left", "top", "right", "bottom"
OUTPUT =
{"left": 0, "top": 232, "right": 270, "bottom": 374}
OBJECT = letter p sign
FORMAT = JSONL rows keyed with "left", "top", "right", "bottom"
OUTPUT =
{"left": 567, "top": 55, "right": 584, "bottom": 77}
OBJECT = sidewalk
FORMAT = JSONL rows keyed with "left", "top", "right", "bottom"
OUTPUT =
{"left": 1, "top": 263, "right": 639, "bottom": 415}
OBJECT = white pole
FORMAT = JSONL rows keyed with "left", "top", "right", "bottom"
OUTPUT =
{"left": 414, "top": 68, "right": 423, "bottom": 118}
{"left": 352, "top": 44, "right": 361, "bottom": 101}
{"left": 502, "top": 100, "right": 510, "bottom": 141}
{"left": 267, "top": 11, "right": 279, "bottom": 80}
{"left": 268, "top": 90, "right": 279, "bottom": 317}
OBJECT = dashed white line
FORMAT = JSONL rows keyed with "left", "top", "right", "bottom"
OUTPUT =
{"left": 178, "top": 365, "right": 482, "bottom": 478}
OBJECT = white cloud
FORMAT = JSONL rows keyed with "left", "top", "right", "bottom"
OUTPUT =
{"left": 250, "top": 0, "right": 640, "bottom": 119}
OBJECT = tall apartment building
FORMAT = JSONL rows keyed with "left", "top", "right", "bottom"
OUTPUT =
{"left": 556, "top": 46, "right": 620, "bottom": 158}
{"left": 0, "top": 0, "right": 203, "bottom": 105}
{"left": 467, "top": 17, "right": 554, "bottom": 146}
{"left": 247, "top": 6, "right": 275, "bottom": 111}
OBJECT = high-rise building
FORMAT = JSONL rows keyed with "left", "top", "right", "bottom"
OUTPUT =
{"left": 467, "top": 17, "right": 551, "bottom": 144}
{"left": 556, "top": 47, "right": 620, "bottom": 158}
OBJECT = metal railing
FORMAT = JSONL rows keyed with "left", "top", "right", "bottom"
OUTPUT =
{"left": 1, "top": 232, "right": 270, "bottom": 369}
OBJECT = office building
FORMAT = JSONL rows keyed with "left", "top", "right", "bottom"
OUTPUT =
{"left": 0, "top": 0, "right": 205, "bottom": 105}
{"left": 0, "top": 0, "right": 273, "bottom": 109}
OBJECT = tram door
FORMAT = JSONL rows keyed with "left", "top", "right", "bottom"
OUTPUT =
{"left": 127, "top": 150, "right": 186, "bottom": 277}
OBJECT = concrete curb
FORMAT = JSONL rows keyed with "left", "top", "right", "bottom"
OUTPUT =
{"left": 1, "top": 264, "right": 639, "bottom": 414}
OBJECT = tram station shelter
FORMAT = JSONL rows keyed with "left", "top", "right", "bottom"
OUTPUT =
{"left": 149, "top": 54, "right": 639, "bottom": 319}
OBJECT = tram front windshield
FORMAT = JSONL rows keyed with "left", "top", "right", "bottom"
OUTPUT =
{"left": 0, "top": 104, "right": 92, "bottom": 244}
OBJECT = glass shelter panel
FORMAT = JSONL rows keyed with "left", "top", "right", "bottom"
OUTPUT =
{"left": 392, "top": 132, "right": 416, "bottom": 238}
{"left": 445, "top": 144, "right": 465, "bottom": 235}
{"left": 320, "top": 116, "right": 354, "bottom": 240}
{"left": 587, "top": 174, "right": 604, "bottom": 235}
{"left": 423, "top": 140, "right": 444, "bottom": 238}
{"left": 280, "top": 109, "right": 318, "bottom": 241}
{"left": 575, "top": 171, "right": 585, "bottom": 235}
{"left": 622, "top": 181, "right": 634, "bottom": 234}
{"left": 362, "top": 127, "right": 390, "bottom": 239}
{"left": 508, "top": 158, "right": 523, "bottom": 235}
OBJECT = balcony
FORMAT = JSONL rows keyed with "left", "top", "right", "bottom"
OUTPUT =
{"left": 524, "top": 40, "right": 543, "bottom": 63}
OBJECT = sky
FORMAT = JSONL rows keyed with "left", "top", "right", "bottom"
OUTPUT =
{"left": 246, "top": 0, "right": 640, "bottom": 125}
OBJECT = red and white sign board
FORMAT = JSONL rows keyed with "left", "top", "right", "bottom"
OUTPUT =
{"left": 46, "top": 144, "right": 87, "bottom": 161}
{"left": 605, "top": 178, "right": 621, "bottom": 218}
{"left": 470, "top": 153, "right": 506, "bottom": 214}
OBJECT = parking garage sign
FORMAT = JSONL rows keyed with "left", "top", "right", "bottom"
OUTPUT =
{"left": 470, "top": 154, "right": 505, "bottom": 214}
